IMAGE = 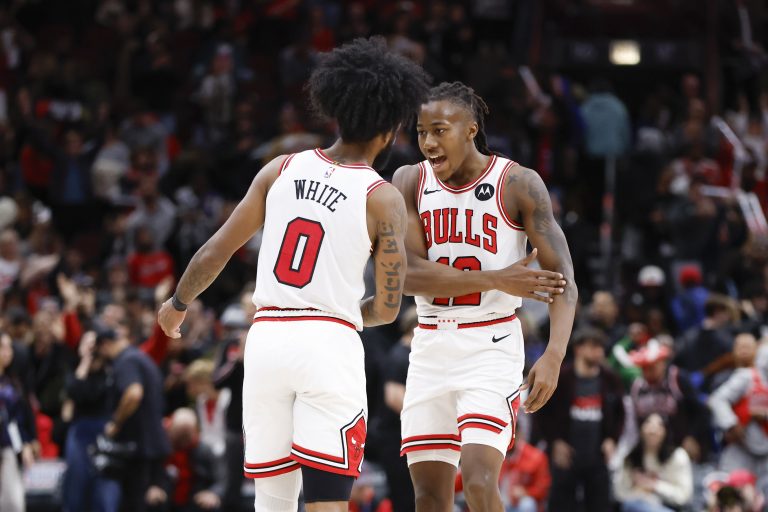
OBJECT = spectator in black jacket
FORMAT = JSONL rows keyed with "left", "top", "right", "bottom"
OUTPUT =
{"left": 61, "top": 331, "right": 121, "bottom": 512}
{"left": 535, "top": 328, "right": 625, "bottom": 512}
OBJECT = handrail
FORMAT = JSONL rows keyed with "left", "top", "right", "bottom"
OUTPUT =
{"left": 710, "top": 115, "right": 749, "bottom": 189}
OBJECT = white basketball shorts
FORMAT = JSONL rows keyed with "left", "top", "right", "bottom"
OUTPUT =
{"left": 401, "top": 314, "right": 524, "bottom": 467}
{"left": 242, "top": 312, "right": 367, "bottom": 479}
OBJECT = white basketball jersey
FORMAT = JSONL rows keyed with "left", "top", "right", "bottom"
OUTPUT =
{"left": 414, "top": 155, "right": 528, "bottom": 320}
{"left": 252, "top": 149, "right": 387, "bottom": 330}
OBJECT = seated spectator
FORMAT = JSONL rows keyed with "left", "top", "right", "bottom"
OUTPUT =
{"left": 146, "top": 408, "right": 223, "bottom": 512}
{"left": 709, "top": 330, "right": 768, "bottom": 494}
{"left": 705, "top": 470, "right": 765, "bottom": 512}
{"left": 627, "top": 338, "right": 711, "bottom": 462}
{"left": 498, "top": 440, "right": 551, "bottom": 512}
{"left": 127, "top": 226, "right": 175, "bottom": 290}
{"left": 670, "top": 264, "right": 709, "bottom": 333}
{"left": 613, "top": 413, "right": 693, "bottom": 512}
{"left": 0, "top": 333, "right": 36, "bottom": 512}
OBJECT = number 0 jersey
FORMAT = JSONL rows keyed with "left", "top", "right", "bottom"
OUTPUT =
{"left": 414, "top": 155, "right": 528, "bottom": 320}
{"left": 252, "top": 149, "right": 387, "bottom": 330}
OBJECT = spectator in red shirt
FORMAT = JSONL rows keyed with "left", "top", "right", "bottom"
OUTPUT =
{"left": 499, "top": 440, "right": 551, "bottom": 512}
{"left": 127, "top": 225, "right": 174, "bottom": 289}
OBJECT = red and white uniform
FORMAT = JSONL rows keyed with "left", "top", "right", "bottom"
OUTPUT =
{"left": 243, "top": 149, "right": 386, "bottom": 479}
{"left": 401, "top": 155, "right": 526, "bottom": 465}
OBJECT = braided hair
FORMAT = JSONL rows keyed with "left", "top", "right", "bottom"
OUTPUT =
{"left": 427, "top": 82, "right": 492, "bottom": 155}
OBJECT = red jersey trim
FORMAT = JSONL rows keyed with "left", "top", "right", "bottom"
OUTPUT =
{"left": 432, "top": 154, "right": 497, "bottom": 194}
{"left": 243, "top": 457, "right": 300, "bottom": 479}
{"left": 416, "top": 162, "right": 426, "bottom": 211}
{"left": 314, "top": 148, "right": 373, "bottom": 169}
{"left": 279, "top": 153, "right": 296, "bottom": 176}
{"left": 290, "top": 443, "right": 361, "bottom": 477}
{"left": 400, "top": 434, "right": 462, "bottom": 456}
{"left": 367, "top": 179, "right": 388, "bottom": 197}
{"left": 418, "top": 314, "right": 517, "bottom": 330}
{"left": 496, "top": 160, "right": 524, "bottom": 230}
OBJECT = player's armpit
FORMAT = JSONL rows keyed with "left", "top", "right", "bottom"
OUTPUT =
{"left": 362, "top": 183, "right": 407, "bottom": 327}
{"left": 514, "top": 167, "right": 577, "bottom": 359}
{"left": 174, "top": 155, "right": 284, "bottom": 304}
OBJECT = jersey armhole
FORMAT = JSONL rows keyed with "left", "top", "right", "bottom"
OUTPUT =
{"left": 496, "top": 161, "right": 525, "bottom": 231}
{"left": 367, "top": 179, "right": 388, "bottom": 197}
{"left": 278, "top": 154, "right": 296, "bottom": 176}
{"left": 416, "top": 162, "right": 426, "bottom": 211}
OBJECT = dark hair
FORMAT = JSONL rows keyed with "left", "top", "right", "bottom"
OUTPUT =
{"left": 627, "top": 414, "right": 675, "bottom": 470}
{"left": 571, "top": 326, "right": 608, "bottom": 348}
{"left": 307, "top": 37, "right": 431, "bottom": 143}
{"left": 426, "top": 81, "right": 492, "bottom": 155}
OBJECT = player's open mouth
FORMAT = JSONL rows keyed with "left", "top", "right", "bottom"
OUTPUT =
{"left": 429, "top": 156, "right": 447, "bottom": 169}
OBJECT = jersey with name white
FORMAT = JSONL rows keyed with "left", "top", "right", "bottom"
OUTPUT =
{"left": 252, "top": 149, "right": 387, "bottom": 330}
{"left": 414, "top": 154, "right": 527, "bottom": 320}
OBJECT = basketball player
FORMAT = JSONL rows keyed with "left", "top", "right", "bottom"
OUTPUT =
{"left": 158, "top": 38, "right": 430, "bottom": 512}
{"left": 392, "top": 82, "right": 577, "bottom": 511}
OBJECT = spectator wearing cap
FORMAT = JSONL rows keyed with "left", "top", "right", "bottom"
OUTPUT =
{"left": 705, "top": 469, "right": 765, "bottom": 512}
{"left": 627, "top": 338, "right": 711, "bottom": 463}
{"left": 670, "top": 264, "right": 709, "bottom": 333}
{"left": 535, "top": 328, "right": 625, "bottom": 512}
{"left": 96, "top": 323, "right": 170, "bottom": 512}
{"left": 61, "top": 330, "right": 121, "bottom": 512}
{"left": 709, "top": 330, "right": 768, "bottom": 496}
{"left": 613, "top": 413, "right": 693, "bottom": 512}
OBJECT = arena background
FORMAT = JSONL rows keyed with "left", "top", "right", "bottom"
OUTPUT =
{"left": 0, "top": 0, "right": 766, "bottom": 511}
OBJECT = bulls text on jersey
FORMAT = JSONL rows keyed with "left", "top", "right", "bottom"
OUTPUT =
{"left": 420, "top": 208, "right": 498, "bottom": 254}
{"left": 294, "top": 179, "right": 348, "bottom": 212}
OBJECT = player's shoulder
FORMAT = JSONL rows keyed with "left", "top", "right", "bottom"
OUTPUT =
{"left": 391, "top": 162, "right": 423, "bottom": 188}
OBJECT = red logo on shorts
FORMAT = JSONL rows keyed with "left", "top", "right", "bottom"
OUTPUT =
{"left": 345, "top": 416, "right": 367, "bottom": 471}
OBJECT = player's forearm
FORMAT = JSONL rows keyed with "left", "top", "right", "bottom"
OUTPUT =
{"left": 175, "top": 242, "right": 230, "bottom": 304}
{"left": 360, "top": 295, "right": 400, "bottom": 327}
{"left": 404, "top": 256, "right": 496, "bottom": 297}
{"left": 546, "top": 265, "right": 577, "bottom": 360}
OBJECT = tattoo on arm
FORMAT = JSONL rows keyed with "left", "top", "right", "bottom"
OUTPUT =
{"left": 377, "top": 220, "right": 403, "bottom": 309}
{"left": 521, "top": 169, "right": 578, "bottom": 304}
{"left": 175, "top": 248, "right": 223, "bottom": 304}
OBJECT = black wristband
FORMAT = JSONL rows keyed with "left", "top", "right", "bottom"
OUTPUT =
{"left": 171, "top": 294, "right": 188, "bottom": 312}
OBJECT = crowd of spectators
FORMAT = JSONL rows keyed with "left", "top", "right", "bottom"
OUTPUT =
{"left": 0, "top": 1, "right": 766, "bottom": 511}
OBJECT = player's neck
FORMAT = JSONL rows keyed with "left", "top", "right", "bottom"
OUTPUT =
{"left": 444, "top": 149, "right": 491, "bottom": 188}
{"left": 322, "top": 139, "right": 377, "bottom": 167}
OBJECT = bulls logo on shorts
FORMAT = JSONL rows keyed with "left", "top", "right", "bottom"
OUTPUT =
{"left": 345, "top": 415, "right": 367, "bottom": 472}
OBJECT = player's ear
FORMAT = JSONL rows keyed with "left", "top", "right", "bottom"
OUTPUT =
{"left": 467, "top": 121, "right": 478, "bottom": 141}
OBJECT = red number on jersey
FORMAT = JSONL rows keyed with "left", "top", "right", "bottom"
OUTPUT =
{"left": 273, "top": 217, "right": 325, "bottom": 288}
{"left": 432, "top": 256, "right": 482, "bottom": 306}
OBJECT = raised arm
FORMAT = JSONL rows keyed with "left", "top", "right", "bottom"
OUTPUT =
{"left": 391, "top": 164, "right": 566, "bottom": 301}
{"left": 360, "top": 183, "right": 408, "bottom": 327}
{"left": 511, "top": 166, "right": 578, "bottom": 412}
{"left": 158, "top": 155, "right": 284, "bottom": 337}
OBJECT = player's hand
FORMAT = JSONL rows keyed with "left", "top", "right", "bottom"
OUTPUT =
{"left": 522, "top": 350, "right": 562, "bottom": 413}
{"left": 495, "top": 248, "right": 567, "bottom": 302}
{"left": 158, "top": 299, "right": 185, "bottom": 339}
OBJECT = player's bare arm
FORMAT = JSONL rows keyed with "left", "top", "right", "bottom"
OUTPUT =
{"left": 509, "top": 166, "right": 578, "bottom": 413}
{"left": 392, "top": 164, "right": 566, "bottom": 301}
{"left": 361, "top": 183, "right": 408, "bottom": 327}
{"left": 157, "top": 155, "right": 285, "bottom": 338}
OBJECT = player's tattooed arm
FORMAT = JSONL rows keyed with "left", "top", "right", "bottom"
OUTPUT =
{"left": 362, "top": 184, "right": 407, "bottom": 327}
{"left": 173, "top": 156, "right": 283, "bottom": 304}
{"left": 513, "top": 167, "right": 577, "bottom": 412}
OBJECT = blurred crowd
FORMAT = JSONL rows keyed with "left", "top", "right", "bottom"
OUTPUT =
{"left": 0, "top": 0, "right": 766, "bottom": 511}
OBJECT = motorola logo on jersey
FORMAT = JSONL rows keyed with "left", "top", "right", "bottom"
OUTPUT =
{"left": 474, "top": 184, "right": 494, "bottom": 201}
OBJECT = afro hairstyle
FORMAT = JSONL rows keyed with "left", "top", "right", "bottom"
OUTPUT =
{"left": 307, "top": 36, "right": 431, "bottom": 143}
